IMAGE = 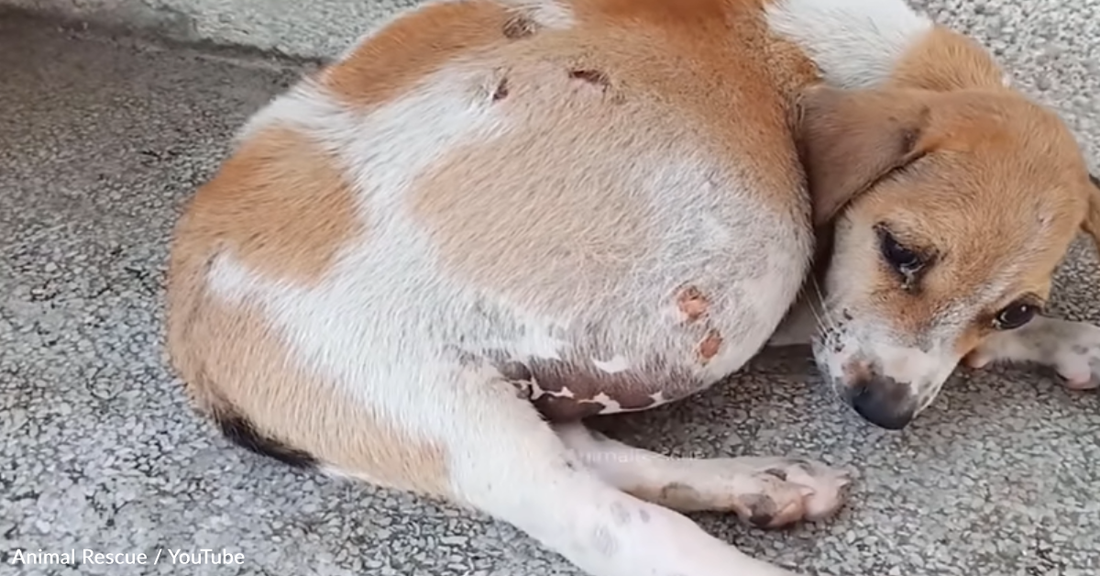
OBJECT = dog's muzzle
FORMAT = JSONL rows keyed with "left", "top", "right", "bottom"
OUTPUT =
{"left": 843, "top": 374, "right": 917, "bottom": 430}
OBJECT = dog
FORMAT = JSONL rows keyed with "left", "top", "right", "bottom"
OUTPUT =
{"left": 164, "top": 0, "right": 1100, "bottom": 574}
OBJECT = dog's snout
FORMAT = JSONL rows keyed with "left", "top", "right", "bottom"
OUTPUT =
{"left": 846, "top": 375, "right": 916, "bottom": 430}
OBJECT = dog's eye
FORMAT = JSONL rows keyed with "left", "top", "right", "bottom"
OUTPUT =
{"left": 878, "top": 228, "right": 923, "bottom": 274}
{"left": 994, "top": 301, "right": 1039, "bottom": 331}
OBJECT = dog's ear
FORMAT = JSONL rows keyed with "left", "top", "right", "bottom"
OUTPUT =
{"left": 796, "top": 85, "right": 935, "bottom": 227}
{"left": 1084, "top": 173, "right": 1100, "bottom": 254}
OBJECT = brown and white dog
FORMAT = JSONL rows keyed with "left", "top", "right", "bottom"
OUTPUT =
{"left": 164, "top": 0, "right": 1100, "bottom": 574}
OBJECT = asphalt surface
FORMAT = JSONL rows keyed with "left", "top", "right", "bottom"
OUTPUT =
{"left": 1, "top": 3, "right": 1099, "bottom": 575}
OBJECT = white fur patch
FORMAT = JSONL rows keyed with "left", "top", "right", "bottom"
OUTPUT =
{"left": 765, "top": 0, "right": 934, "bottom": 88}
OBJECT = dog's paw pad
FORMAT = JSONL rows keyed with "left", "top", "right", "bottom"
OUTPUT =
{"left": 767, "top": 459, "right": 852, "bottom": 523}
{"left": 1049, "top": 325, "right": 1100, "bottom": 391}
{"left": 1054, "top": 355, "right": 1100, "bottom": 390}
{"left": 720, "top": 458, "right": 852, "bottom": 529}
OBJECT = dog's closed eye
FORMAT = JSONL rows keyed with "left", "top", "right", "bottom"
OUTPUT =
{"left": 875, "top": 224, "right": 932, "bottom": 291}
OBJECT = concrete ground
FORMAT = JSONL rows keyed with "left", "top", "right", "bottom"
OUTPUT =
{"left": 0, "top": 0, "right": 422, "bottom": 59}
{"left": 1, "top": 2, "right": 1099, "bottom": 575}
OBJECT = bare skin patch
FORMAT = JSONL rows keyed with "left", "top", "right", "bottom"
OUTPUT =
{"left": 515, "top": 356, "right": 705, "bottom": 421}
{"left": 533, "top": 395, "right": 607, "bottom": 420}
{"left": 177, "top": 127, "right": 361, "bottom": 286}
{"left": 698, "top": 329, "right": 723, "bottom": 363}
{"left": 568, "top": 68, "right": 612, "bottom": 89}
{"left": 491, "top": 76, "right": 511, "bottom": 101}
{"left": 676, "top": 285, "right": 709, "bottom": 322}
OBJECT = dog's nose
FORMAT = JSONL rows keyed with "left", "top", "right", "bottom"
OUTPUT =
{"left": 847, "top": 376, "right": 915, "bottom": 430}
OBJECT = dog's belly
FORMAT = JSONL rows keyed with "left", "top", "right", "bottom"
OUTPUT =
{"left": 483, "top": 261, "right": 808, "bottom": 421}
{"left": 498, "top": 355, "right": 703, "bottom": 420}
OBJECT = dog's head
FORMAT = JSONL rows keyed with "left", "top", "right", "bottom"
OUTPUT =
{"left": 797, "top": 83, "right": 1100, "bottom": 430}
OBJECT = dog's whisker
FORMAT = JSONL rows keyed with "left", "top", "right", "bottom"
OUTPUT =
{"left": 808, "top": 276, "right": 838, "bottom": 335}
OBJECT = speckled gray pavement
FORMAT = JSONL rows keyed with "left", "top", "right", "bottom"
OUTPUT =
{"left": 2, "top": 2, "right": 1099, "bottom": 575}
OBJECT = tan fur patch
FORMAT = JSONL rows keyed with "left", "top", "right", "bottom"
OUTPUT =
{"left": 889, "top": 26, "right": 1006, "bottom": 92}
{"left": 410, "top": 0, "right": 820, "bottom": 312}
{"left": 179, "top": 128, "right": 361, "bottom": 285}
{"left": 407, "top": 59, "right": 652, "bottom": 314}
{"left": 409, "top": 132, "right": 651, "bottom": 314}
{"left": 171, "top": 296, "right": 450, "bottom": 497}
{"left": 569, "top": 0, "right": 818, "bottom": 214}
{"left": 323, "top": 0, "right": 516, "bottom": 108}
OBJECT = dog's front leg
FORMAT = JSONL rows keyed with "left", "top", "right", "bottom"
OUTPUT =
{"left": 555, "top": 423, "right": 851, "bottom": 528}
{"left": 964, "top": 315, "right": 1100, "bottom": 390}
{"left": 450, "top": 366, "right": 802, "bottom": 576}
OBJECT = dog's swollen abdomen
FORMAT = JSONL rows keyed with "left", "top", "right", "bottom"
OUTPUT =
{"left": 213, "top": 406, "right": 319, "bottom": 469}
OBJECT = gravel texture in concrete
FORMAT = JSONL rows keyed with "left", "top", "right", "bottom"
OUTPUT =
{"left": 0, "top": 0, "right": 418, "bottom": 59}
{"left": 1, "top": 2, "right": 1099, "bottom": 575}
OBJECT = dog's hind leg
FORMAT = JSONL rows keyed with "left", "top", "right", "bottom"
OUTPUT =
{"left": 554, "top": 423, "right": 852, "bottom": 529}
{"left": 447, "top": 364, "right": 800, "bottom": 576}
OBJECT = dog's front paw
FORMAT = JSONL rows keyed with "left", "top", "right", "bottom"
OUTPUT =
{"left": 966, "top": 316, "right": 1100, "bottom": 390}
{"left": 661, "top": 457, "right": 852, "bottom": 529}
